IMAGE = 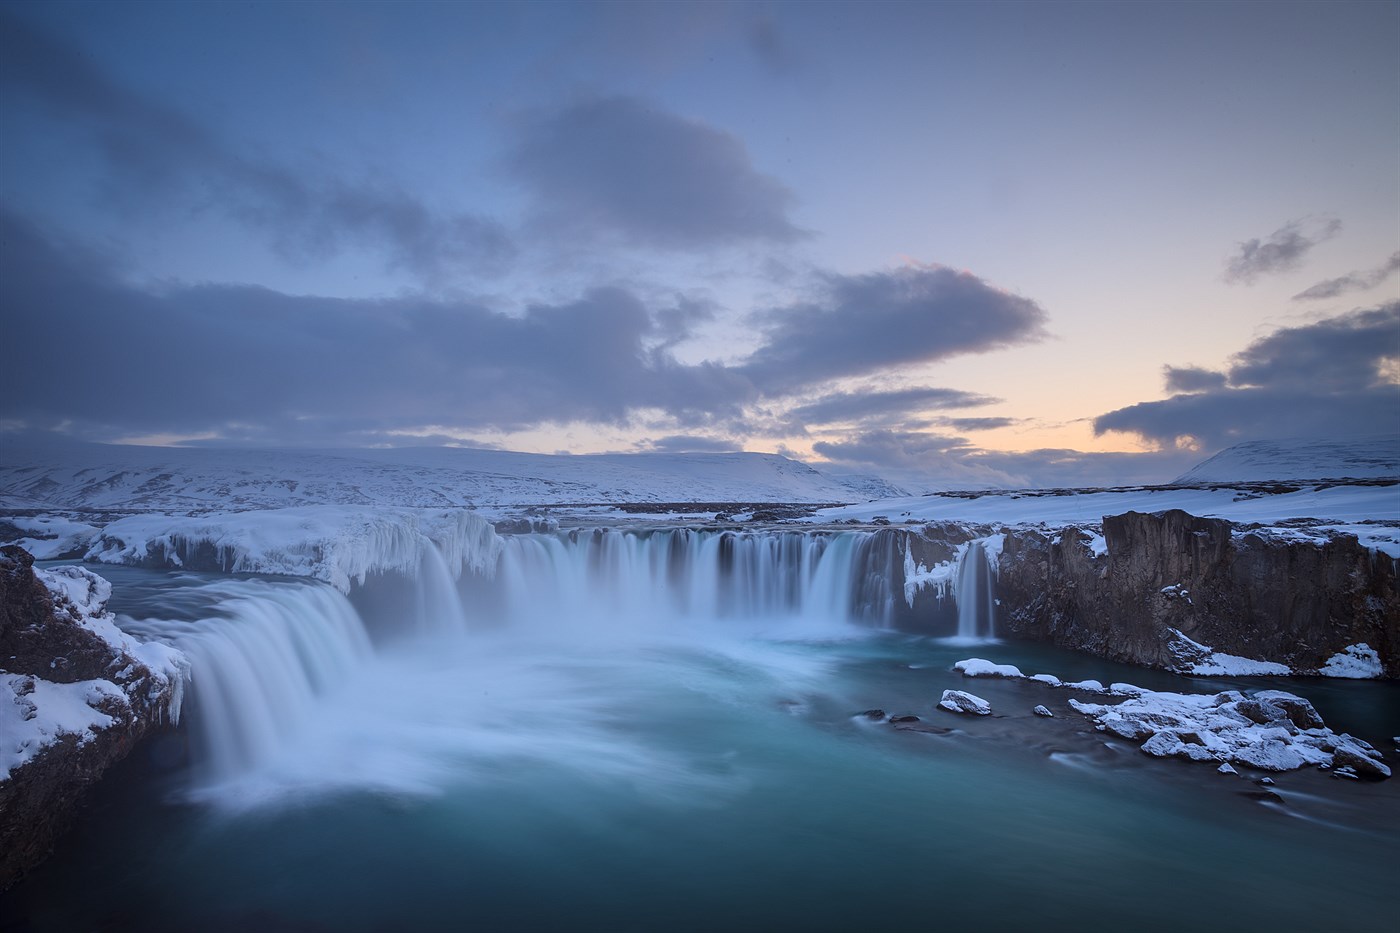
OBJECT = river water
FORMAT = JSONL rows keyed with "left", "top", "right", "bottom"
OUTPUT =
{"left": 6, "top": 542, "right": 1399, "bottom": 933}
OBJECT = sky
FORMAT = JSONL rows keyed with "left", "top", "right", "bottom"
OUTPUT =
{"left": 1, "top": 0, "right": 1397, "bottom": 489}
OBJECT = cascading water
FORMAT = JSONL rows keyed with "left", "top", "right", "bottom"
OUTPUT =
{"left": 495, "top": 528, "right": 889, "bottom": 630}
{"left": 116, "top": 525, "right": 900, "bottom": 797}
{"left": 954, "top": 539, "right": 997, "bottom": 640}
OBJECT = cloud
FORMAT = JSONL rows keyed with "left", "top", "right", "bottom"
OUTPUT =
{"left": 0, "top": 209, "right": 747, "bottom": 443}
{"left": 641, "top": 434, "right": 740, "bottom": 453}
{"left": 0, "top": 210, "right": 1052, "bottom": 450}
{"left": 1223, "top": 218, "right": 1341, "bottom": 284}
{"left": 1163, "top": 366, "right": 1228, "bottom": 393}
{"left": 811, "top": 430, "right": 1195, "bottom": 490}
{"left": 508, "top": 95, "right": 803, "bottom": 248}
{"left": 741, "top": 264, "right": 1048, "bottom": 394}
{"left": 0, "top": 9, "right": 512, "bottom": 282}
{"left": 1293, "top": 251, "right": 1400, "bottom": 301}
{"left": 1095, "top": 303, "right": 1400, "bottom": 448}
{"left": 938, "top": 417, "right": 1018, "bottom": 432}
{"left": 783, "top": 386, "right": 999, "bottom": 428}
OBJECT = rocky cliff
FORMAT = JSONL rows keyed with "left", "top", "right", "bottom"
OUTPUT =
{"left": 996, "top": 510, "right": 1399, "bottom": 677}
{"left": 0, "top": 546, "right": 187, "bottom": 890}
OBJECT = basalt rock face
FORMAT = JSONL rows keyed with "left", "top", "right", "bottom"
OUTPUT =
{"left": 997, "top": 510, "right": 1400, "bottom": 677}
{"left": 0, "top": 546, "right": 184, "bottom": 890}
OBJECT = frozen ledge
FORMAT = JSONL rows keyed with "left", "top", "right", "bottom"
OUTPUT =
{"left": 84, "top": 506, "right": 503, "bottom": 593}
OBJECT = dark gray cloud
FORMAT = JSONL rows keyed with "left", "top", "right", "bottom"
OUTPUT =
{"left": 1224, "top": 218, "right": 1341, "bottom": 284}
{"left": 0, "top": 209, "right": 747, "bottom": 442}
{"left": 741, "top": 265, "right": 1048, "bottom": 393}
{"left": 641, "top": 435, "right": 740, "bottom": 453}
{"left": 0, "top": 9, "right": 512, "bottom": 282}
{"left": 1293, "top": 251, "right": 1400, "bottom": 301}
{"left": 1163, "top": 366, "right": 1228, "bottom": 393}
{"left": 1, "top": 211, "right": 1051, "bottom": 447}
{"left": 1095, "top": 304, "right": 1400, "bottom": 448}
{"left": 1227, "top": 305, "right": 1398, "bottom": 391}
{"left": 508, "top": 95, "right": 802, "bottom": 248}
{"left": 812, "top": 430, "right": 1195, "bottom": 489}
{"left": 783, "top": 386, "right": 999, "bottom": 427}
{"left": 939, "top": 417, "right": 1018, "bottom": 432}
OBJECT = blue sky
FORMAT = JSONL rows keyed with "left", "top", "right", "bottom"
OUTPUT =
{"left": 2, "top": 0, "right": 1396, "bottom": 487}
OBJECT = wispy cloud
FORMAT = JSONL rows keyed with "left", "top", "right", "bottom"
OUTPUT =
{"left": 1293, "top": 251, "right": 1400, "bottom": 301}
{"left": 1223, "top": 218, "right": 1341, "bottom": 284}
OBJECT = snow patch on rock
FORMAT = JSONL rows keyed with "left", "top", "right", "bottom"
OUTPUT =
{"left": 1319, "top": 644, "right": 1383, "bottom": 679}
{"left": 954, "top": 658, "right": 1024, "bottom": 678}
{"left": 1069, "top": 688, "right": 1389, "bottom": 778}
{"left": 1167, "top": 628, "right": 1292, "bottom": 677}
{"left": 938, "top": 689, "right": 992, "bottom": 716}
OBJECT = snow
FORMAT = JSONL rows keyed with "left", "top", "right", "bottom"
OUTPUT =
{"left": 33, "top": 565, "right": 189, "bottom": 720}
{"left": 0, "top": 514, "right": 99, "bottom": 559}
{"left": 813, "top": 482, "right": 1399, "bottom": 531}
{"left": 1319, "top": 644, "right": 1383, "bottom": 679}
{"left": 954, "top": 658, "right": 1024, "bottom": 678}
{"left": 901, "top": 535, "right": 1004, "bottom": 609}
{"left": 85, "top": 506, "right": 503, "bottom": 593}
{"left": 1, "top": 563, "right": 192, "bottom": 781}
{"left": 1173, "top": 435, "right": 1400, "bottom": 483}
{"left": 0, "top": 674, "right": 123, "bottom": 780}
{"left": 938, "top": 689, "right": 992, "bottom": 715}
{"left": 0, "top": 443, "right": 860, "bottom": 511}
{"left": 1069, "top": 687, "right": 1390, "bottom": 777}
{"left": 1167, "top": 628, "right": 1293, "bottom": 677}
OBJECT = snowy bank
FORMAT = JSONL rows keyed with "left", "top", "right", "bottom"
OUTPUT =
{"left": 84, "top": 507, "right": 502, "bottom": 593}
{"left": 1, "top": 547, "right": 190, "bottom": 888}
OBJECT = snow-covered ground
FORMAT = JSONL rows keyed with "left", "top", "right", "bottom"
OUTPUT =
{"left": 811, "top": 482, "right": 1400, "bottom": 555}
{"left": 0, "top": 443, "right": 860, "bottom": 511}
{"left": 1174, "top": 435, "right": 1400, "bottom": 484}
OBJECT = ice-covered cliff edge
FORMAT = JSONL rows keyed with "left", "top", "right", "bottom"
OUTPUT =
{"left": 84, "top": 507, "right": 502, "bottom": 593}
{"left": 1, "top": 547, "right": 188, "bottom": 889}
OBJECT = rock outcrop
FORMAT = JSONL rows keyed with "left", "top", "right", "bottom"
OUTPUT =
{"left": 0, "top": 546, "right": 187, "bottom": 890}
{"left": 996, "top": 510, "right": 1400, "bottom": 677}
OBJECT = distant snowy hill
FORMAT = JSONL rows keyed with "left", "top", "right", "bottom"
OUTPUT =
{"left": 0, "top": 444, "right": 860, "bottom": 511}
{"left": 1173, "top": 435, "right": 1400, "bottom": 484}
{"left": 826, "top": 472, "right": 912, "bottom": 502}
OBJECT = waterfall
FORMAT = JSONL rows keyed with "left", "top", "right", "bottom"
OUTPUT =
{"left": 123, "top": 579, "right": 376, "bottom": 786}
{"left": 494, "top": 528, "right": 888, "bottom": 628}
{"left": 119, "top": 524, "right": 909, "bottom": 793}
{"left": 954, "top": 540, "right": 996, "bottom": 640}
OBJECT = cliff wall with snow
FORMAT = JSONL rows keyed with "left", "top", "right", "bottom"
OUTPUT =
{"left": 995, "top": 510, "right": 1399, "bottom": 678}
{"left": 0, "top": 547, "right": 187, "bottom": 889}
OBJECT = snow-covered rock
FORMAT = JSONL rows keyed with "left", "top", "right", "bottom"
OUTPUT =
{"left": 954, "top": 658, "right": 1024, "bottom": 678}
{"left": 1, "top": 547, "right": 189, "bottom": 888}
{"left": 1319, "top": 644, "right": 1383, "bottom": 679}
{"left": 1033, "top": 705, "right": 1054, "bottom": 718}
{"left": 1068, "top": 687, "right": 1390, "bottom": 778}
{"left": 1166, "top": 628, "right": 1294, "bottom": 677}
{"left": 938, "top": 689, "right": 992, "bottom": 716}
